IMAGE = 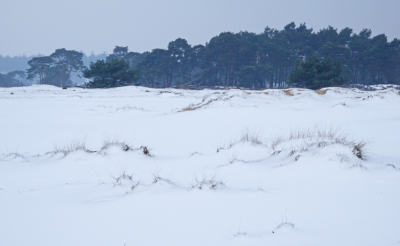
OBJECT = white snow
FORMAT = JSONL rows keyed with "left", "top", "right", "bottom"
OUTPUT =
{"left": 1, "top": 85, "right": 400, "bottom": 246}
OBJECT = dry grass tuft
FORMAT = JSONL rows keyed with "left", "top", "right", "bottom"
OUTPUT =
{"left": 283, "top": 90, "right": 294, "bottom": 96}
{"left": 273, "top": 218, "right": 297, "bottom": 231}
{"left": 111, "top": 168, "right": 141, "bottom": 193}
{"left": 100, "top": 140, "right": 153, "bottom": 157}
{"left": 111, "top": 169, "right": 134, "bottom": 187}
{"left": 100, "top": 140, "right": 132, "bottom": 154}
{"left": 189, "top": 173, "right": 226, "bottom": 190}
{"left": 270, "top": 126, "right": 369, "bottom": 161}
{"left": 45, "top": 138, "right": 150, "bottom": 158}
{"left": 264, "top": 92, "right": 269, "bottom": 95}
{"left": 352, "top": 141, "right": 368, "bottom": 161}
{"left": 47, "top": 140, "right": 89, "bottom": 158}
{"left": 216, "top": 127, "right": 265, "bottom": 153}
{"left": 140, "top": 146, "right": 153, "bottom": 157}
{"left": 230, "top": 223, "right": 248, "bottom": 238}
{"left": 158, "top": 90, "right": 183, "bottom": 96}
{"left": 152, "top": 170, "right": 176, "bottom": 185}
{"left": 0, "top": 152, "right": 27, "bottom": 162}
{"left": 240, "top": 127, "right": 263, "bottom": 145}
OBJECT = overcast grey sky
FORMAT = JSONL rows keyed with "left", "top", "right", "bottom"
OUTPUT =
{"left": 1, "top": 0, "right": 399, "bottom": 56}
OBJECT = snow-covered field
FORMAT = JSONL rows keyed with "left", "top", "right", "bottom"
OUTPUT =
{"left": 1, "top": 85, "right": 400, "bottom": 246}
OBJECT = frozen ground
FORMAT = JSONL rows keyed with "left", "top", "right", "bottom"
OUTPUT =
{"left": 0, "top": 85, "right": 399, "bottom": 246}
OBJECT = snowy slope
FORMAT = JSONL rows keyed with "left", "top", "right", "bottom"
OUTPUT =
{"left": 0, "top": 85, "right": 399, "bottom": 246}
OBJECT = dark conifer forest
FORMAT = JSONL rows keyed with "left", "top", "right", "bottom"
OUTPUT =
{"left": 1, "top": 22, "right": 400, "bottom": 89}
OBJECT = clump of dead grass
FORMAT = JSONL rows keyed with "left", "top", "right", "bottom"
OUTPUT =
{"left": 217, "top": 127, "right": 265, "bottom": 153}
{"left": 45, "top": 138, "right": 151, "bottom": 158}
{"left": 100, "top": 140, "right": 131, "bottom": 152}
{"left": 189, "top": 173, "right": 226, "bottom": 190}
{"left": 270, "top": 126, "right": 369, "bottom": 161}
{"left": 111, "top": 168, "right": 135, "bottom": 187}
{"left": 151, "top": 170, "right": 176, "bottom": 185}
{"left": 100, "top": 140, "right": 153, "bottom": 157}
{"left": 98, "top": 139, "right": 133, "bottom": 155}
{"left": 111, "top": 168, "right": 141, "bottom": 193}
{"left": 273, "top": 218, "right": 297, "bottom": 232}
{"left": 352, "top": 141, "right": 368, "bottom": 161}
{"left": 0, "top": 152, "right": 28, "bottom": 162}
{"left": 158, "top": 90, "right": 183, "bottom": 96}
{"left": 46, "top": 140, "right": 90, "bottom": 158}
{"left": 140, "top": 146, "right": 153, "bottom": 157}
{"left": 240, "top": 127, "right": 264, "bottom": 145}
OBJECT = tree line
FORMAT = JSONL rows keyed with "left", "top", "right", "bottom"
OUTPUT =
{"left": 2, "top": 22, "right": 400, "bottom": 89}
{"left": 0, "top": 52, "right": 106, "bottom": 87}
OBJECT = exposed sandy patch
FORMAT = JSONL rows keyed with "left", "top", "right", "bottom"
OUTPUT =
{"left": 179, "top": 98, "right": 219, "bottom": 112}
{"left": 315, "top": 90, "right": 327, "bottom": 95}
{"left": 283, "top": 90, "right": 294, "bottom": 96}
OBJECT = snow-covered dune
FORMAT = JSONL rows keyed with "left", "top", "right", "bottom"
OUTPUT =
{"left": 1, "top": 85, "right": 399, "bottom": 246}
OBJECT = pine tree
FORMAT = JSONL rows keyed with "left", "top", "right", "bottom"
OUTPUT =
{"left": 83, "top": 59, "right": 138, "bottom": 88}
{"left": 289, "top": 56, "right": 346, "bottom": 89}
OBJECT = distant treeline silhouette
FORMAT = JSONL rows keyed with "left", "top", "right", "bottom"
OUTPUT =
{"left": 1, "top": 22, "right": 399, "bottom": 89}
